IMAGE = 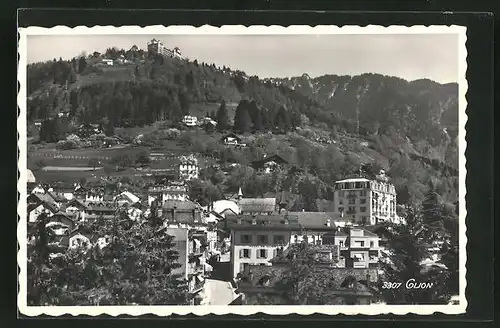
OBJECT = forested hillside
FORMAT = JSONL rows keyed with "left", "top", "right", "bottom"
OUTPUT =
{"left": 26, "top": 46, "right": 460, "bottom": 208}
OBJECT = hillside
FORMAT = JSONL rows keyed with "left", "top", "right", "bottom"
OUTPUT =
{"left": 26, "top": 47, "right": 460, "bottom": 208}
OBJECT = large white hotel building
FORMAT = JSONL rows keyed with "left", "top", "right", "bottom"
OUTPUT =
{"left": 332, "top": 177, "right": 397, "bottom": 225}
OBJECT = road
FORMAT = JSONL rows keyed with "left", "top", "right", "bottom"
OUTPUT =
{"left": 200, "top": 279, "right": 237, "bottom": 305}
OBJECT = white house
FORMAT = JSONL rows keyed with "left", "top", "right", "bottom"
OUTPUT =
{"left": 182, "top": 115, "right": 198, "bottom": 127}
{"left": 102, "top": 59, "right": 114, "bottom": 66}
{"left": 113, "top": 191, "right": 140, "bottom": 206}
{"left": 69, "top": 232, "right": 92, "bottom": 250}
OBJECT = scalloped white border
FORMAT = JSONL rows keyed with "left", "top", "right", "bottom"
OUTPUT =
{"left": 17, "top": 24, "right": 468, "bottom": 317}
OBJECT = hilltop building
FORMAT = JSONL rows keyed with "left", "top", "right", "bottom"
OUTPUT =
{"left": 147, "top": 39, "right": 183, "bottom": 59}
{"left": 332, "top": 177, "right": 397, "bottom": 225}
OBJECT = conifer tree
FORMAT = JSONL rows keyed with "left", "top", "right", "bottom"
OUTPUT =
{"left": 216, "top": 100, "right": 230, "bottom": 131}
{"left": 233, "top": 99, "right": 252, "bottom": 133}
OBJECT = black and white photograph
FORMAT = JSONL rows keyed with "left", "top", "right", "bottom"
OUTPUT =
{"left": 17, "top": 25, "right": 467, "bottom": 316}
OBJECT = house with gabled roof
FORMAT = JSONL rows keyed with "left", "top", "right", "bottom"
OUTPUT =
{"left": 48, "top": 212, "right": 76, "bottom": 231}
{"left": 113, "top": 191, "right": 141, "bottom": 206}
{"left": 160, "top": 200, "right": 203, "bottom": 226}
{"left": 251, "top": 154, "right": 288, "bottom": 174}
{"left": 27, "top": 193, "right": 59, "bottom": 223}
{"left": 68, "top": 228, "right": 92, "bottom": 250}
{"left": 221, "top": 133, "right": 244, "bottom": 147}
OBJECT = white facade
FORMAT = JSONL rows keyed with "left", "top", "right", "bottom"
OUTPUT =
{"left": 29, "top": 204, "right": 55, "bottom": 223}
{"left": 230, "top": 229, "right": 293, "bottom": 278}
{"left": 182, "top": 115, "right": 198, "bottom": 127}
{"left": 69, "top": 234, "right": 91, "bottom": 250}
{"left": 86, "top": 193, "right": 104, "bottom": 202}
{"left": 148, "top": 185, "right": 189, "bottom": 206}
{"left": 333, "top": 178, "right": 397, "bottom": 225}
{"left": 102, "top": 59, "right": 114, "bottom": 66}
{"left": 179, "top": 155, "right": 199, "bottom": 181}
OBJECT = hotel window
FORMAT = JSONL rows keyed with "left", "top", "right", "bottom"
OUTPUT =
{"left": 339, "top": 199, "right": 344, "bottom": 205}
{"left": 240, "top": 234, "right": 252, "bottom": 244}
{"left": 273, "top": 235, "right": 285, "bottom": 245}
{"left": 370, "top": 241, "right": 375, "bottom": 248}
{"left": 257, "top": 235, "right": 268, "bottom": 244}
{"left": 257, "top": 249, "right": 268, "bottom": 259}
{"left": 338, "top": 240, "right": 344, "bottom": 247}
{"left": 239, "top": 249, "right": 251, "bottom": 259}
{"left": 355, "top": 182, "right": 361, "bottom": 188}
{"left": 360, "top": 190, "right": 367, "bottom": 197}
{"left": 360, "top": 198, "right": 366, "bottom": 204}
{"left": 360, "top": 207, "right": 367, "bottom": 212}
{"left": 348, "top": 198, "right": 356, "bottom": 205}
{"left": 338, "top": 207, "right": 344, "bottom": 213}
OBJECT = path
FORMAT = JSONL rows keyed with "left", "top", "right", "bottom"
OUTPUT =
{"left": 200, "top": 279, "right": 238, "bottom": 306}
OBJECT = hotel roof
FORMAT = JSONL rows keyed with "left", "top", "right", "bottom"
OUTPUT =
{"left": 335, "top": 178, "right": 370, "bottom": 183}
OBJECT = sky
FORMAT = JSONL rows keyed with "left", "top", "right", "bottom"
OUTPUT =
{"left": 27, "top": 33, "right": 459, "bottom": 84}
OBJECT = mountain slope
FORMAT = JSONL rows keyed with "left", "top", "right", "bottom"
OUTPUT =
{"left": 26, "top": 49, "right": 459, "bottom": 206}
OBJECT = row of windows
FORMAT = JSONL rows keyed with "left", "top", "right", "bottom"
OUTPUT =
{"left": 339, "top": 206, "right": 368, "bottom": 213}
{"left": 240, "top": 234, "right": 286, "bottom": 244}
{"left": 336, "top": 182, "right": 370, "bottom": 190}
{"left": 338, "top": 190, "right": 369, "bottom": 197}
{"left": 239, "top": 248, "right": 274, "bottom": 259}
{"left": 340, "top": 198, "right": 367, "bottom": 205}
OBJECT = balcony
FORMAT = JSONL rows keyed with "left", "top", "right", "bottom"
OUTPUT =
{"left": 353, "top": 260, "right": 368, "bottom": 268}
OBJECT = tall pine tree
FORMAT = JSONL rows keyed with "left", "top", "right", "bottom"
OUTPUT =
{"left": 233, "top": 99, "right": 252, "bottom": 133}
{"left": 216, "top": 100, "right": 230, "bottom": 131}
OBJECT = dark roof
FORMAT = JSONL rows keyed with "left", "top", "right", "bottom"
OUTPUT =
{"left": 50, "top": 182, "right": 75, "bottom": 191}
{"left": 164, "top": 210, "right": 203, "bottom": 224}
{"left": 46, "top": 191, "right": 67, "bottom": 203}
{"left": 221, "top": 133, "right": 242, "bottom": 142}
{"left": 67, "top": 199, "right": 89, "bottom": 210}
{"left": 286, "top": 212, "right": 337, "bottom": 230}
{"left": 162, "top": 200, "right": 199, "bottom": 211}
{"left": 238, "top": 198, "right": 276, "bottom": 213}
{"left": 28, "top": 193, "right": 59, "bottom": 213}
{"left": 251, "top": 155, "right": 288, "bottom": 168}
{"left": 225, "top": 214, "right": 301, "bottom": 230}
{"left": 84, "top": 201, "right": 117, "bottom": 212}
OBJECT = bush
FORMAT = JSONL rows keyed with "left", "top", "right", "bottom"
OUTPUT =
{"left": 56, "top": 140, "right": 79, "bottom": 150}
